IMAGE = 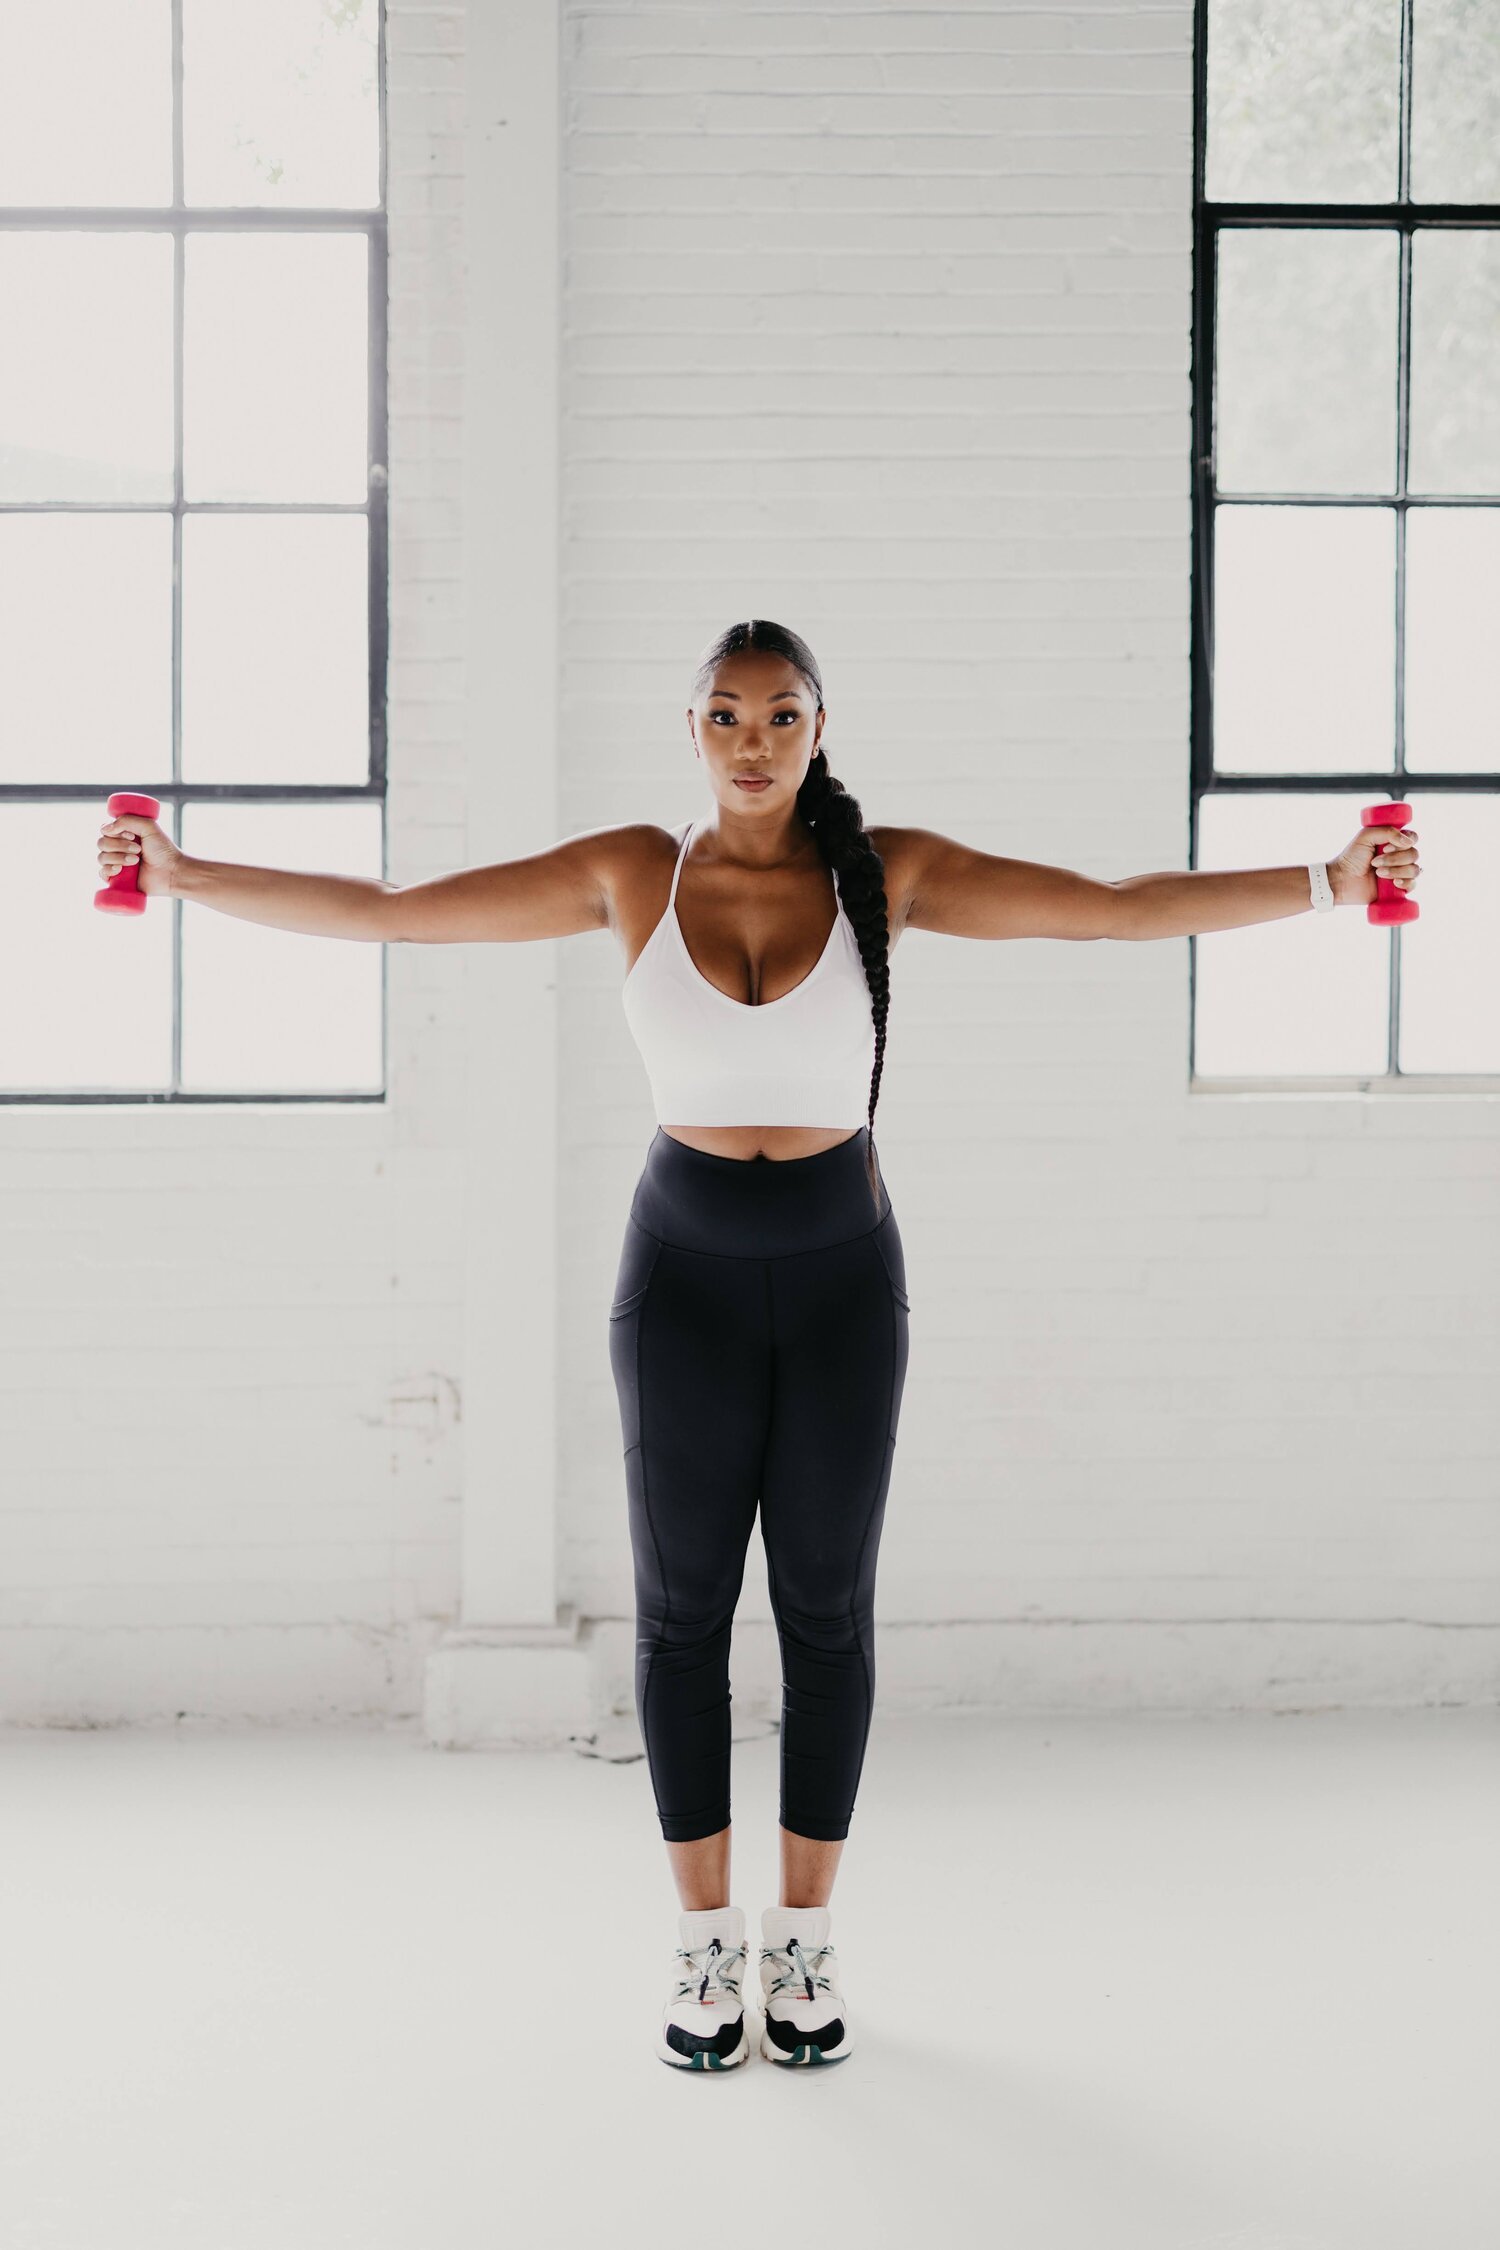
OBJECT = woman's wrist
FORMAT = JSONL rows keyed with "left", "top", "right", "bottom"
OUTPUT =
{"left": 1308, "top": 859, "right": 1337, "bottom": 912}
{"left": 167, "top": 851, "right": 201, "bottom": 901}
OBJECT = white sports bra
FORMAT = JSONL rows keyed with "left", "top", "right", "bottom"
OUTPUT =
{"left": 621, "top": 819, "right": 877, "bottom": 1127}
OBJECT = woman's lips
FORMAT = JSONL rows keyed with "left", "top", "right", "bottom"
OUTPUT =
{"left": 733, "top": 777, "right": 771, "bottom": 790}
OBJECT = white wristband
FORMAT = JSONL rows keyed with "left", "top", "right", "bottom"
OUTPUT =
{"left": 1307, "top": 861, "right": 1335, "bottom": 913}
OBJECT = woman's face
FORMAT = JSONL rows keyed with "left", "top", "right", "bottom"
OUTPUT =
{"left": 688, "top": 652, "right": 823, "bottom": 813}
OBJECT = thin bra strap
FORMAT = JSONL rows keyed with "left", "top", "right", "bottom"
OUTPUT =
{"left": 667, "top": 819, "right": 695, "bottom": 909}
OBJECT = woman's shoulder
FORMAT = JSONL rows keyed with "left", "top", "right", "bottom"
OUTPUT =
{"left": 582, "top": 821, "right": 686, "bottom": 882}
{"left": 587, "top": 822, "right": 691, "bottom": 943}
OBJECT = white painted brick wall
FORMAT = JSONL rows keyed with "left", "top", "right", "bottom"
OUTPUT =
{"left": 2, "top": 2, "right": 1495, "bottom": 1730}
{"left": 557, "top": 0, "right": 1500, "bottom": 1705}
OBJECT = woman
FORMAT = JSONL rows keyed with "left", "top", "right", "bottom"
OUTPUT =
{"left": 97, "top": 617, "right": 1421, "bottom": 2075}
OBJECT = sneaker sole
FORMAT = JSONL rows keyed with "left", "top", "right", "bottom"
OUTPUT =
{"left": 758, "top": 2021, "right": 851, "bottom": 2066}
{"left": 656, "top": 2022, "right": 750, "bottom": 2071}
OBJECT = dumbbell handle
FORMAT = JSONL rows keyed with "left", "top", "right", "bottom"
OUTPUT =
{"left": 94, "top": 791, "right": 162, "bottom": 916}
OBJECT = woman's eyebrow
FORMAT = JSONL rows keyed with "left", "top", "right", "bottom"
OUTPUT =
{"left": 708, "top": 690, "right": 802, "bottom": 703}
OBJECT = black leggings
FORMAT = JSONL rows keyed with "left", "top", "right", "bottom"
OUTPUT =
{"left": 607, "top": 1126, "right": 911, "bottom": 1844}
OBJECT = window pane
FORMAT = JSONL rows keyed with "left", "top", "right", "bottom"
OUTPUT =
{"left": 183, "top": 0, "right": 380, "bottom": 209}
{"left": 1411, "top": 0, "right": 1500, "bottom": 202}
{"left": 181, "top": 515, "right": 368, "bottom": 784}
{"left": 0, "top": 514, "right": 172, "bottom": 783}
{"left": 1212, "top": 505, "right": 1394, "bottom": 773}
{"left": 0, "top": 0, "right": 171, "bottom": 206}
{"left": 1404, "top": 508, "right": 1500, "bottom": 772}
{"left": 1215, "top": 231, "right": 1398, "bottom": 495}
{"left": 1397, "top": 796, "right": 1499, "bottom": 1071}
{"left": 0, "top": 803, "right": 173, "bottom": 1091}
{"left": 1205, "top": 0, "right": 1400, "bottom": 203}
{"left": 0, "top": 234, "right": 174, "bottom": 501}
{"left": 179, "top": 803, "right": 383, "bottom": 1092}
{"left": 182, "top": 233, "right": 369, "bottom": 503}
{"left": 1194, "top": 793, "right": 1389, "bottom": 1075}
{"left": 1409, "top": 232, "right": 1500, "bottom": 496}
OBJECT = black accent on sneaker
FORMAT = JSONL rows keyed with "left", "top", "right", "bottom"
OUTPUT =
{"left": 765, "top": 2013, "right": 844, "bottom": 2054}
{"left": 665, "top": 2015, "right": 745, "bottom": 2061}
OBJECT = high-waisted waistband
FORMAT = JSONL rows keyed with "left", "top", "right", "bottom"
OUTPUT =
{"left": 628, "top": 1126, "right": 892, "bottom": 1258}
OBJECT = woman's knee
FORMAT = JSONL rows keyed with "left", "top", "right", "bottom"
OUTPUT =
{"left": 768, "top": 1590, "right": 867, "bottom": 1657}
{"left": 636, "top": 1596, "right": 741, "bottom": 1659}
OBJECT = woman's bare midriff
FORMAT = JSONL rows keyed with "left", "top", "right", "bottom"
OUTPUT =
{"left": 659, "top": 1125, "right": 862, "bottom": 1162}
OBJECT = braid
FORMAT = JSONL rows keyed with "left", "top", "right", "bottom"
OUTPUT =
{"left": 691, "top": 620, "right": 890, "bottom": 1214}
{"left": 796, "top": 747, "right": 890, "bottom": 1214}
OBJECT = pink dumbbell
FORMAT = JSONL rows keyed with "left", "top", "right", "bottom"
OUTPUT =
{"left": 94, "top": 791, "right": 161, "bottom": 915}
{"left": 1360, "top": 799, "right": 1419, "bottom": 926}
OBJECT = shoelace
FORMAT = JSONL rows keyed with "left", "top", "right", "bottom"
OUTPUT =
{"left": 761, "top": 1936, "right": 836, "bottom": 2004}
{"left": 673, "top": 1933, "right": 746, "bottom": 2007}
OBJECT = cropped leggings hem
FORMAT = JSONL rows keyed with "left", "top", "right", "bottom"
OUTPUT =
{"left": 607, "top": 1127, "right": 912, "bottom": 1845}
{"left": 659, "top": 1809, "right": 860, "bottom": 1846}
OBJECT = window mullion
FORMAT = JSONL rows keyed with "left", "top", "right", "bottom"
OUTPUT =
{"left": 1390, "top": 0, "right": 1415, "bottom": 1078}
{"left": 170, "top": 0, "right": 184, "bottom": 1096}
{"left": 1398, "top": 0, "right": 1415, "bottom": 203}
{"left": 1394, "top": 232, "right": 1411, "bottom": 779}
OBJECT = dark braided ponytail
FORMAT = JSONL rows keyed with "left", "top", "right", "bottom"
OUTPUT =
{"left": 690, "top": 620, "right": 891, "bottom": 1214}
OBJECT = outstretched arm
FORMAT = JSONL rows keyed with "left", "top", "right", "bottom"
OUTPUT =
{"left": 389, "top": 823, "right": 635, "bottom": 943}
{"left": 881, "top": 821, "right": 1420, "bottom": 943}
{"left": 97, "top": 814, "right": 643, "bottom": 943}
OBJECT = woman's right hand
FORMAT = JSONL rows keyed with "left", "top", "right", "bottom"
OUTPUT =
{"left": 97, "top": 813, "right": 184, "bottom": 899}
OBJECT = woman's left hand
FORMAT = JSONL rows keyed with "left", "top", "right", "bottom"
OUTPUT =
{"left": 1330, "top": 823, "right": 1421, "bottom": 906}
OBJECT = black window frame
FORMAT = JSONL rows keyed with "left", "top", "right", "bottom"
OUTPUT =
{"left": 1191, "top": 0, "right": 1500, "bottom": 1082}
{"left": 0, "top": 0, "right": 389, "bottom": 1105}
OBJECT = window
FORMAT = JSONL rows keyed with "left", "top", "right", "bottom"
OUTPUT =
{"left": 1191, "top": 0, "right": 1499, "bottom": 1081}
{"left": 0, "top": 0, "right": 387, "bottom": 1100}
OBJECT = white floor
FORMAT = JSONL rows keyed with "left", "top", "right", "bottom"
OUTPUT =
{"left": 2, "top": 1707, "right": 1496, "bottom": 2250}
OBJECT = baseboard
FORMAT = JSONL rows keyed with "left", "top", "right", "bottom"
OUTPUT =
{"left": 2, "top": 1613, "right": 1491, "bottom": 1735}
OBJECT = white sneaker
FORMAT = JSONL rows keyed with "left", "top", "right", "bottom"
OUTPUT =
{"left": 758, "top": 1904, "right": 852, "bottom": 2065}
{"left": 657, "top": 1904, "right": 751, "bottom": 2071}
